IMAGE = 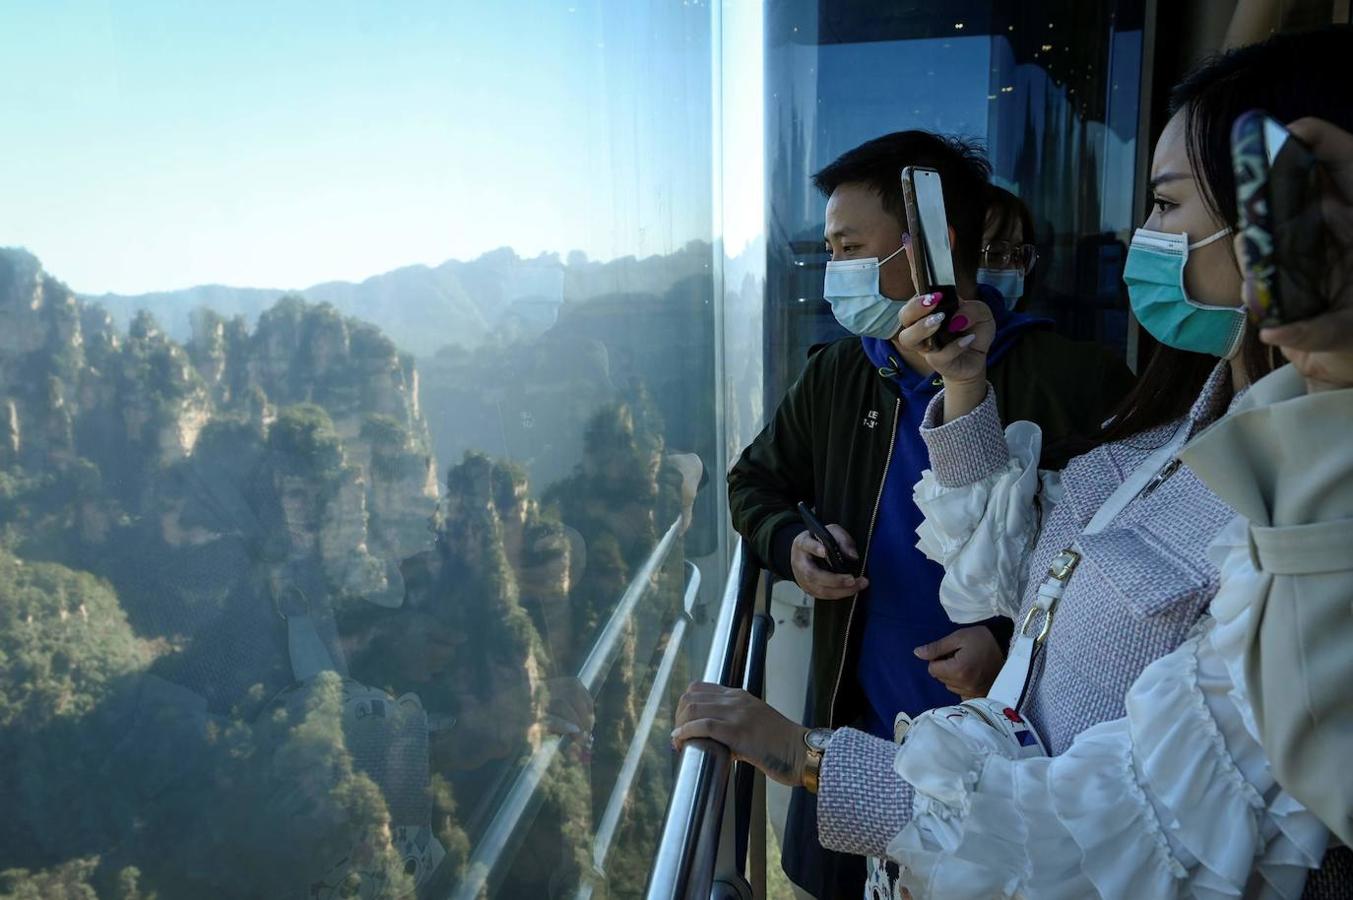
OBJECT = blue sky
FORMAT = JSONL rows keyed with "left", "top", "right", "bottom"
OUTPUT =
{"left": 0, "top": 0, "right": 719, "bottom": 294}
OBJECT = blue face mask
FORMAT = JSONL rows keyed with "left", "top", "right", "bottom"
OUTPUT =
{"left": 822, "top": 242, "right": 907, "bottom": 338}
{"left": 1123, "top": 226, "right": 1246, "bottom": 359}
{"left": 976, "top": 267, "right": 1024, "bottom": 310}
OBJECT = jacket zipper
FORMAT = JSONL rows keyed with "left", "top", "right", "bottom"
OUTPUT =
{"left": 827, "top": 396, "right": 901, "bottom": 728}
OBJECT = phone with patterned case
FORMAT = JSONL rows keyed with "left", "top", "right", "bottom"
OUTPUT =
{"left": 1232, "top": 109, "right": 1329, "bottom": 327}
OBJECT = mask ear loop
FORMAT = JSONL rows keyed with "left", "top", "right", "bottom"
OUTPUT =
{"left": 878, "top": 240, "right": 907, "bottom": 267}
{"left": 1187, "top": 226, "right": 1233, "bottom": 250}
{"left": 876, "top": 232, "right": 920, "bottom": 296}
{"left": 1178, "top": 225, "right": 1249, "bottom": 357}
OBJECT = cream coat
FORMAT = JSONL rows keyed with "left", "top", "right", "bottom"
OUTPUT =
{"left": 1182, "top": 364, "right": 1353, "bottom": 849}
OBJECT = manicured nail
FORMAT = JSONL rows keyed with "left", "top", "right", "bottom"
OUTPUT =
{"left": 924, "top": 312, "right": 945, "bottom": 327}
{"left": 921, "top": 292, "right": 939, "bottom": 307}
{"left": 958, "top": 334, "right": 977, "bottom": 348}
{"left": 948, "top": 314, "right": 970, "bottom": 333}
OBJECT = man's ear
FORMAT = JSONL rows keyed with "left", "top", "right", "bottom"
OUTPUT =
{"left": 948, "top": 225, "right": 958, "bottom": 250}
{"left": 902, "top": 233, "right": 919, "bottom": 296}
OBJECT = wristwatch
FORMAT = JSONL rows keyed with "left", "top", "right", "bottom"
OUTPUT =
{"left": 801, "top": 728, "right": 833, "bottom": 794}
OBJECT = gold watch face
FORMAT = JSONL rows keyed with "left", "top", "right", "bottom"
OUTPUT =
{"left": 804, "top": 728, "right": 832, "bottom": 753}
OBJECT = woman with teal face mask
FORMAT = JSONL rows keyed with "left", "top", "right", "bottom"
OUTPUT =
{"left": 674, "top": 27, "right": 1353, "bottom": 898}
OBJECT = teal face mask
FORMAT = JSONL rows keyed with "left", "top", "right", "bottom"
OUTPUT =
{"left": 823, "top": 242, "right": 908, "bottom": 339}
{"left": 1123, "top": 227, "right": 1246, "bottom": 359}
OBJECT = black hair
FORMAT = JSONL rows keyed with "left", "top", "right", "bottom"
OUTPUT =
{"left": 812, "top": 131, "right": 992, "bottom": 278}
{"left": 1103, "top": 26, "right": 1353, "bottom": 443}
{"left": 984, "top": 184, "right": 1035, "bottom": 247}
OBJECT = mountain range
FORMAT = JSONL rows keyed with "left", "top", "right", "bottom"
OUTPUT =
{"left": 82, "top": 242, "right": 714, "bottom": 357}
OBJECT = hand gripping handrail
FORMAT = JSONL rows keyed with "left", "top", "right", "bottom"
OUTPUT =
{"left": 644, "top": 540, "right": 764, "bottom": 900}
{"left": 451, "top": 517, "right": 684, "bottom": 900}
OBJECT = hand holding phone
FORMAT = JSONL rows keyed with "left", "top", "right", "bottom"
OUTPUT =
{"left": 1245, "top": 116, "right": 1353, "bottom": 392}
{"left": 796, "top": 502, "right": 852, "bottom": 575}
{"left": 901, "top": 166, "right": 962, "bottom": 348}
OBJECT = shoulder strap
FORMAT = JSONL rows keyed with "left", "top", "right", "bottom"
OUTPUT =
{"left": 987, "top": 417, "right": 1193, "bottom": 710}
{"left": 1083, "top": 418, "right": 1193, "bottom": 535}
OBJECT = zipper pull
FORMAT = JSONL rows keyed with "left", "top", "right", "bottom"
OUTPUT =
{"left": 1140, "top": 458, "right": 1182, "bottom": 498}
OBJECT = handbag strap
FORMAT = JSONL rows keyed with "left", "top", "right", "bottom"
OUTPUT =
{"left": 987, "top": 418, "right": 1193, "bottom": 709}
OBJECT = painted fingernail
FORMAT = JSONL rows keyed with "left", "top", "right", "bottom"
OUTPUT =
{"left": 924, "top": 312, "right": 945, "bottom": 327}
{"left": 948, "top": 314, "right": 970, "bottom": 333}
{"left": 921, "top": 292, "right": 939, "bottom": 307}
{"left": 958, "top": 334, "right": 977, "bottom": 348}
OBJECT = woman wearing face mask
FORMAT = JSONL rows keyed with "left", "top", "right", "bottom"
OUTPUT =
{"left": 976, "top": 185, "right": 1038, "bottom": 311}
{"left": 676, "top": 27, "right": 1353, "bottom": 898}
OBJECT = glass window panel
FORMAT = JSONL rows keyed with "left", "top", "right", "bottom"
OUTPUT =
{"left": 0, "top": 1, "right": 746, "bottom": 897}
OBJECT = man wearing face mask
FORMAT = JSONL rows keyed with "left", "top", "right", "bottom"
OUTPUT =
{"left": 726, "top": 131, "right": 1136, "bottom": 898}
{"left": 976, "top": 185, "right": 1039, "bottom": 311}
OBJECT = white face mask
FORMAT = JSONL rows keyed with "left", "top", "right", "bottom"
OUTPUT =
{"left": 976, "top": 267, "right": 1024, "bottom": 310}
{"left": 822, "top": 242, "right": 907, "bottom": 339}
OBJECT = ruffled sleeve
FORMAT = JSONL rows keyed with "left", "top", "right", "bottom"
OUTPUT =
{"left": 883, "top": 515, "right": 1329, "bottom": 900}
{"left": 914, "top": 386, "right": 1062, "bottom": 623}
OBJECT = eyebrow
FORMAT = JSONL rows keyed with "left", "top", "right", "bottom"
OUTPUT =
{"left": 1149, "top": 172, "right": 1189, "bottom": 191}
{"left": 825, "top": 226, "right": 858, "bottom": 241}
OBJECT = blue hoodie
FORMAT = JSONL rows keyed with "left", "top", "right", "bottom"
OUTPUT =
{"left": 852, "top": 285, "right": 1047, "bottom": 738}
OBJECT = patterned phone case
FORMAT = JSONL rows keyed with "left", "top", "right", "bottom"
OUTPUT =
{"left": 1232, "top": 111, "right": 1281, "bottom": 327}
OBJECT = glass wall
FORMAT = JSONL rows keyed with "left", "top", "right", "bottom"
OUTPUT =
{"left": 0, "top": 2, "right": 740, "bottom": 897}
{"left": 764, "top": 0, "right": 1146, "bottom": 396}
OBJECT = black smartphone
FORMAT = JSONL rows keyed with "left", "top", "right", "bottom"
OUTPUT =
{"left": 796, "top": 501, "right": 851, "bottom": 575}
{"left": 1232, "top": 109, "right": 1329, "bottom": 327}
{"left": 901, "top": 166, "right": 962, "bottom": 348}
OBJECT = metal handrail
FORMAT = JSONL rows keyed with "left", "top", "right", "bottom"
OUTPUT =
{"left": 644, "top": 540, "right": 762, "bottom": 900}
{"left": 575, "top": 560, "right": 703, "bottom": 900}
{"left": 451, "top": 517, "right": 684, "bottom": 900}
{"left": 731, "top": 608, "right": 773, "bottom": 878}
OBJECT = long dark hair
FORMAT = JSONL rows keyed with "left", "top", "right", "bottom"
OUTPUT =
{"left": 1101, "top": 26, "right": 1353, "bottom": 443}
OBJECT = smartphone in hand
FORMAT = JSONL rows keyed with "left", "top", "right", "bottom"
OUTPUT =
{"left": 1232, "top": 109, "right": 1330, "bottom": 327}
{"left": 796, "top": 502, "right": 852, "bottom": 575}
{"left": 901, "top": 166, "right": 962, "bottom": 347}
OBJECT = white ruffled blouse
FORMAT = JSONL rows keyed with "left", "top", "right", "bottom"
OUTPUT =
{"left": 885, "top": 514, "right": 1328, "bottom": 899}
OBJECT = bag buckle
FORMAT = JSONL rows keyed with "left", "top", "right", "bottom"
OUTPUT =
{"left": 1019, "top": 548, "right": 1081, "bottom": 644}
{"left": 1047, "top": 548, "right": 1081, "bottom": 581}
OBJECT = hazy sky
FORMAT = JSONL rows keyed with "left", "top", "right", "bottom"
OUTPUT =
{"left": 1, "top": 0, "right": 732, "bottom": 294}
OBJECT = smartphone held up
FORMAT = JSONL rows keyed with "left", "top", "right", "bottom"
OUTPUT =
{"left": 1232, "top": 109, "right": 1332, "bottom": 327}
{"left": 901, "top": 166, "right": 963, "bottom": 348}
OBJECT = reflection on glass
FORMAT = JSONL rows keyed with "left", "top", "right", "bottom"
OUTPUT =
{"left": 765, "top": 0, "right": 1145, "bottom": 394}
{"left": 0, "top": 0, "right": 727, "bottom": 897}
